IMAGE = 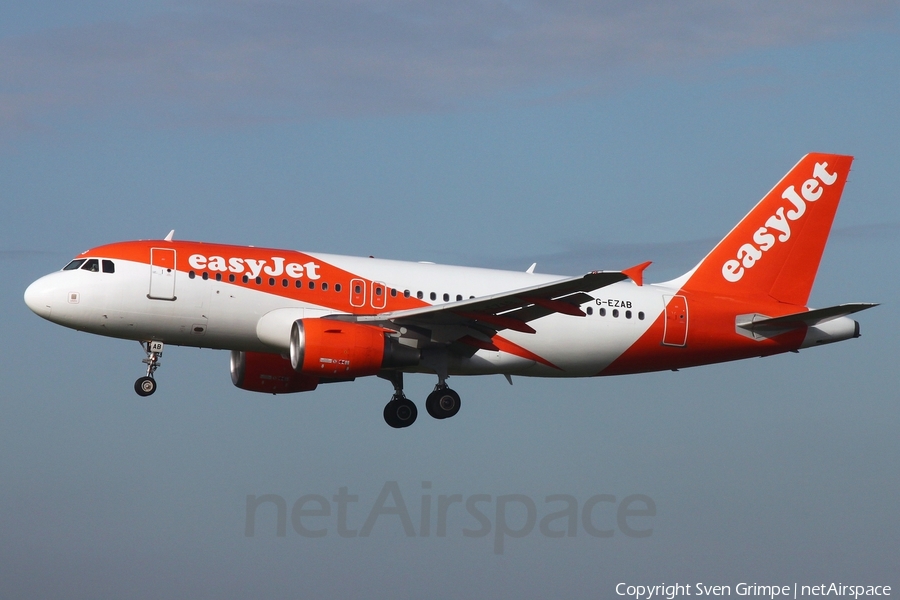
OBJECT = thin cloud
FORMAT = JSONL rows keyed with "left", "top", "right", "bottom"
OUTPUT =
{"left": 493, "top": 237, "right": 715, "bottom": 275}
{"left": 0, "top": 250, "right": 64, "bottom": 260}
{"left": 494, "top": 222, "right": 900, "bottom": 275}
{"left": 830, "top": 221, "right": 900, "bottom": 242}
{"left": 0, "top": 1, "right": 896, "bottom": 132}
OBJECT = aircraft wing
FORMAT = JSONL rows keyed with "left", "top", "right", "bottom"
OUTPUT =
{"left": 328, "top": 270, "right": 628, "bottom": 341}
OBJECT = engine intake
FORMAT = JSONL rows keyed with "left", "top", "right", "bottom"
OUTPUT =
{"left": 290, "top": 319, "right": 419, "bottom": 377}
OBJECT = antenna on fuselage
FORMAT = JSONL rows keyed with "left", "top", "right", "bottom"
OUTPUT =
{"left": 164, "top": 230, "right": 175, "bottom": 241}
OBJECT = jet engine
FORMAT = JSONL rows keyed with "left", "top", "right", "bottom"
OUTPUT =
{"left": 230, "top": 350, "right": 319, "bottom": 394}
{"left": 290, "top": 319, "right": 419, "bottom": 377}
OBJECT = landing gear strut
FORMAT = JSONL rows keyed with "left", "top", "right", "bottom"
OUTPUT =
{"left": 135, "top": 341, "right": 163, "bottom": 397}
{"left": 425, "top": 383, "right": 461, "bottom": 420}
{"left": 380, "top": 371, "right": 417, "bottom": 429}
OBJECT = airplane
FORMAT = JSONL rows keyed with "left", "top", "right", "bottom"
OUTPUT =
{"left": 24, "top": 153, "right": 876, "bottom": 428}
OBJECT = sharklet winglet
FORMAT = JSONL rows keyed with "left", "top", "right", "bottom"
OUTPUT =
{"left": 622, "top": 261, "right": 652, "bottom": 286}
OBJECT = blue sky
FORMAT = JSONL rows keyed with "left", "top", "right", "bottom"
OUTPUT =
{"left": 2, "top": 2, "right": 898, "bottom": 598}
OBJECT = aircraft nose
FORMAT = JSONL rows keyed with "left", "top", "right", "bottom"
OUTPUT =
{"left": 24, "top": 276, "right": 53, "bottom": 319}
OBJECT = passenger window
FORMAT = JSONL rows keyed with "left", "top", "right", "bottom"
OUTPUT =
{"left": 309, "top": 281, "right": 315, "bottom": 290}
{"left": 587, "top": 306, "right": 593, "bottom": 315}
{"left": 81, "top": 259, "right": 100, "bottom": 272}
{"left": 638, "top": 311, "right": 645, "bottom": 320}
{"left": 404, "top": 290, "right": 410, "bottom": 298}
{"left": 456, "top": 295, "right": 462, "bottom": 301}
{"left": 613, "top": 309, "right": 619, "bottom": 318}
{"left": 102, "top": 260, "right": 115, "bottom": 273}
{"left": 443, "top": 293, "right": 449, "bottom": 302}
{"left": 391, "top": 289, "right": 397, "bottom": 297}
{"left": 599, "top": 308, "right": 606, "bottom": 316}
{"left": 335, "top": 283, "right": 342, "bottom": 292}
{"left": 430, "top": 292, "right": 436, "bottom": 301}
{"left": 417, "top": 291, "right": 423, "bottom": 299}
{"left": 202, "top": 272, "right": 209, "bottom": 280}
{"left": 229, "top": 274, "right": 235, "bottom": 283}
{"left": 63, "top": 259, "right": 86, "bottom": 271}
{"left": 216, "top": 273, "right": 222, "bottom": 281}
{"left": 322, "top": 282, "right": 329, "bottom": 291}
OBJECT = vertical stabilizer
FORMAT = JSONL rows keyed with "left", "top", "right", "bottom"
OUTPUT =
{"left": 681, "top": 153, "right": 853, "bottom": 306}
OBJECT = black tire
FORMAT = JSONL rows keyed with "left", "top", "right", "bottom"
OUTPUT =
{"left": 426, "top": 388, "right": 461, "bottom": 419}
{"left": 383, "top": 401, "right": 401, "bottom": 428}
{"left": 425, "top": 393, "right": 439, "bottom": 419}
{"left": 383, "top": 397, "right": 417, "bottom": 428}
{"left": 135, "top": 376, "right": 157, "bottom": 397}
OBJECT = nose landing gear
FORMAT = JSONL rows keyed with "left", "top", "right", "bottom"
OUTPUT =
{"left": 135, "top": 341, "right": 164, "bottom": 397}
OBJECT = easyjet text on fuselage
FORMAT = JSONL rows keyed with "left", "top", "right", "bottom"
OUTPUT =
{"left": 188, "top": 254, "right": 322, "bottom": 280}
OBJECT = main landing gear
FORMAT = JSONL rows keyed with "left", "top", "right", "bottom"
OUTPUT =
{"left": 381, "top": 371, "right": 418, "bottom": 429}
{"left": 425, "top": 384, "right": 461, "bottom": 420}
{"left": 135, "top": 341, "right": 164, "bottom": 397}
{"left": 379, "top": 372, "right": 461, "bottom": 429}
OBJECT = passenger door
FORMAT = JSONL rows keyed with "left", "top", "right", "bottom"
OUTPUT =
{"left": 148, "top": 248, "right": 177, "bottom": 300}
{"left": 662, "top": 295, "right": 688, "bottom": 347}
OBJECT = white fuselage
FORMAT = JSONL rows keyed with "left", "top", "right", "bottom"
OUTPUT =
{"left": 25, "top": 251, "right": 669, "bottom": 378}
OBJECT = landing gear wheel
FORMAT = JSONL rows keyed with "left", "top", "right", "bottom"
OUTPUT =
{"left": 383, "top": 396, "right": 418, "bottom": 428}
{"left": 135, "top": 376, "right": 157, "bottom": 397}
{"left": 425, "top": 387, "right": 461, "bottom": 420}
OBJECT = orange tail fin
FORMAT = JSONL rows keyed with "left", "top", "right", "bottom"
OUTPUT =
{"left": 682, "top": 153, "right": 853, "bottom": 306}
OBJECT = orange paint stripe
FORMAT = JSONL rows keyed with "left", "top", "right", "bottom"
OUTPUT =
{"left": 492, "top": 335, "right": 560, "bottom": 370}
{"left": 457, "top": 311, "right": 536, "bottom": 334}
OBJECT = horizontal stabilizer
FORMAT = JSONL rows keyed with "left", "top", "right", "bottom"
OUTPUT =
{"left": 737, "top": 303, "right": 878, "bottom": 333}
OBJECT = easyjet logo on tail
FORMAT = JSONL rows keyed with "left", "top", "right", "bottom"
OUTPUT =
{"left": 721, "top": 162, "right": 838, "bottom": 283}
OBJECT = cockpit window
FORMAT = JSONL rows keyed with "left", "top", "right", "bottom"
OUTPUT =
{"left": 63, "top": 257, "right": 113, "bottom": 272}
{"left": 63, "top": 259, "right": 86, "bottom": 271}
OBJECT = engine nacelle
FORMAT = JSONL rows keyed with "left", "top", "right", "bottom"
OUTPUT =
{"left": 290, "top": 319, "right": 419, "bottom": 377}
{"left": 231, "top": 350, "right": 319, "bottom": 394}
